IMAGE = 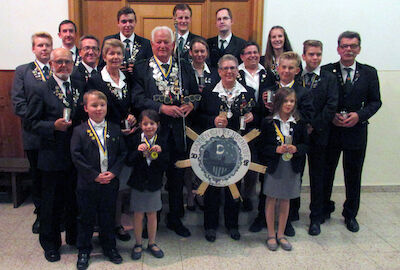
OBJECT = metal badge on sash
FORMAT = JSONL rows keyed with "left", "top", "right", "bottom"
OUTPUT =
{"left": 282, "top": 135, "right": 293, "bottom": 161}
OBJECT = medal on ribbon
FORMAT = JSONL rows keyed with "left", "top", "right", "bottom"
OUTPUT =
{"left": 273, "top": 122, "right": 293, "bottom": 161}
{"left": 144, "top": 134, "right": 158, "bottom": 160}
{"left": 88, "top": 120, "right": 108, "bottom": 166}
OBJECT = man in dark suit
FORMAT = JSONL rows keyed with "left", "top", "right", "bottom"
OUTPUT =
{"left": 26, "top": 48, "right": 85, "bottom": 262}
{"left": 207, "top": 8, "right": 246, "bottom": 68}
{"left": 98, "top": 6, "right": 152, "bottom": 72}
{"left": 133, "top": 26, "right": 200, "bottom": 237}
{"left": 11, "top": 32, "right": 53, "bottom": 234}
{"left": 59, "top": 20, "right": 81, "bottom": 66}
{"left": 300, "top": 40, "right": 338, "bottom": 236}
{"left": 172, "top": 4, "right": 200, "bottom": 61}
{"left": 321, "top": 31, "right": 382, "bottom": 233}
{"left": 71, "top": 35, "right": 100, "bottom": 83}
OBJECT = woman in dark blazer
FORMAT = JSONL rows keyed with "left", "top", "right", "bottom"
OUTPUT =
{"left": 196, "top": 54, "right": 256, "bottom": 243}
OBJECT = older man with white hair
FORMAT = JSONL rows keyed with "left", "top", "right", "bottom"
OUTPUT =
{"left": 26, "top": 48, "right": 85, "bottom": 262}
{"left": 133, "top": 26, "right": 200, "bottom": 237}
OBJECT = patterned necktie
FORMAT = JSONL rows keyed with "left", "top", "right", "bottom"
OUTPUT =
{"left": 63, "top": 81, "right": 73, "bottom": 108}
{"left": 124, "top": 39, "right": 131, "bottom": 60}
{"left": 304, "top": 72, "right": 314, "bottom": 89}
{"left": 90, "top": 69, "right": 98, "bottom": 77}
{"left": 43, "top": 66, "right": 50, "bottom": 80}
{"left": 178, "top": 37, "right": 184, "bottom": 54}
{"left": 161, "top": 63, "right": 169, "bottom": 73}
{"left": 344, "top": 67, "right": 352, "bottom": 94}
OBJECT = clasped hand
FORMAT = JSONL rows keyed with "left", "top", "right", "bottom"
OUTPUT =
{"left": 95, "top": 171, "right": 115, "bottom": 184}
{"left": 276, "top": 144, "right": 297, "bottom": 154}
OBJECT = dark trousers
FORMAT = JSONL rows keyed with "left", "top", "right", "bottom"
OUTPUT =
{"left": 288, "top": 155, "right": 306, "bottom": 221}
{"left": 308, "top": 144, "right": 328, "bottom": 223}
{"left": 165, "top": 132, "right": 186, "bottom": 226}
{"left": 39, "top": 170, "right": 77, "bottom": 251}
{"left": 76, "top": 183, "right": 118, "bottom": 253}
{"left": 255, "top": 174, "right": 266, "bottom": 221}
{"left": 204, "top": 183, "right": 241, "bottom": 230}
{"left": 324, "top": 146, "right": 366, "bottom": 219}
{"left": 26, "top": 150, "right": 41, "bottom": 214}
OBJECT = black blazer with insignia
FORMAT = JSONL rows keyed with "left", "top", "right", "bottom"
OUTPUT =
{"left": 175, "top": 32, "right": 201, "bottom": 62}
{"left": 26, "top": 76, "right": 85, "bottom": 171}
{"left": 132, "top": 57, "right": 199, "bottom": 149}
{"left": 11, "top": 62, "right": 47, "bottom": 150}
{"left": 71, "top": 121, "right": 127, "bottom": 190}
{"left": 321, "top": 61, "right": 382, "bottom": 149}
{"left": 87, "top": 73, "right": 135, "bottom": 126}
{"left": 98, "top": 33, "right": 153, "bottom": 70}
{"left": 258, "top": 118, "right": 309, "bottom": 174}
{"left": 298, "top": 69, "right": 338, "bottom": 146}
{"left": 126, "top": 130, "right": 169, "bottom": 191}
{"left": 207, "top": 34, "right": 246, "bottom": 68}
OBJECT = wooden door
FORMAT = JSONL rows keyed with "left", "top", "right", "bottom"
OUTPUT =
{"left": 70, "top": 0, "right": 264, "bottom": 47}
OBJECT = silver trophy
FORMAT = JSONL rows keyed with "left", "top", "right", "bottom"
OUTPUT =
{"left": 63, "top": 108, "right": 71, "bottom": 122}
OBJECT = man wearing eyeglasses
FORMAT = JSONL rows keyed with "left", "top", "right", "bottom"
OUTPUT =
{"left": 321, "top": 31, "right": 382, "bottom": 233}
{"left": 27, "top": 48, "right": 85, "bottom": 262}
{"left": 72, "top": 35, "right": 100, "bottom": 83}
{"left": 207, "top": 8, "right": 246, "bottom": 68}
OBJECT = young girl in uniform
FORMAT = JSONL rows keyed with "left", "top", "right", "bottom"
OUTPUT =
{"left": 258, "top": 87, "right": 308, "bottom": 251}
{"left": 127, "top": 109, "right": 168, "bottom": 260}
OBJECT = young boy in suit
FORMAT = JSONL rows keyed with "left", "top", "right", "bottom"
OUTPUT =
{"left": 71, "top": 90, "right": 127, "bottom": 270}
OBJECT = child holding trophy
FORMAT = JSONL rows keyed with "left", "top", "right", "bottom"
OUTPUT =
{"left": 126, "top": 109, "right": 168, "bottom": 260}
{"left": 258, "top": 87, "right": 309, "bottom": 251}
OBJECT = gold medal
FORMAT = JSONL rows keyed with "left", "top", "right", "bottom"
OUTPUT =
{"left": 150, "top": 151, "right": 159, "bottom": 160}
{"left": 282, "top": 153, "right": 293, "bottom": 161}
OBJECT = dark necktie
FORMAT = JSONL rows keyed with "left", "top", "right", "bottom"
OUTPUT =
{"left": 304, "top": 72, "right": 314, "bottom": 89}
{"left": 63, "top": 81, "right": 73, "bottom": 108}
{"left": 220, "top": 40, "right": 226, "bottom": 54}
{"left": 43, "top": 66, "right": 50, "bottom": 80}
{"left": 90, "top": 69, "right": 98, "bottom": 77}
{"left": 161, "top": 64, "right": 169, "bottom": 73}
{"left": 124, "top": 39, "right": 131, "bottom": 60}
{"left": 178, "top": 37, "right": 184, "bottom": 54}
{"left": 344, "top": 67, "right": 352, "bottom": 94}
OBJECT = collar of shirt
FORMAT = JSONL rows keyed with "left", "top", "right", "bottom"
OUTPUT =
{"left": 301, "top": 66, "right": 320, "bottom": 77}
{"left": 340, "top": 61, "right": 356, "bottom": 82}
{"left": 238, "top": 63, "right": 265, "bottom": 74}
{"left": 212, "top": 80, "right": 247, "bottom": 99}
{"left": 280, "top": 80, "right": 295, "bottom": 88}
{"left": 89, "top": 118, "right": 106, "bottom": 129}
{"left": 192, "top": 62, "right": 211, "bottom": 74}
{"left": 141, "top": 132, "right": 156, "bottom": 144}
{"left": 53, "top": 74, "right": 71, "bottom": 96}
{"left": 82, "top": 61, "right": 96, "bottom": 74}
{"left": 35, "top": 59, "right": 50, "bottom": 70}
{"left": 273, "top": 113, "right": 296, "bottom": 137}
{"left": 178, "top": 31, "right": 189, "bottom": 44}
{"left": 120, "top": 32, "right": 135, "bottom": 44}
{"left": 101, "top": 68, "right": 126, "bottom": 89}
{"left": 218, "top": 32, "right": 232, "bottom": 47}
{"left": 154, "top": 55, "right": 172, "bottom": 66}
{"left": 273, "top": 113, "right": 296, "bottom": 124}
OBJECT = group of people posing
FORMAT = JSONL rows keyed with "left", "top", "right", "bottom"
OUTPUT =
{"left": 11, "top": 3, "right": 382, "bottom": 270}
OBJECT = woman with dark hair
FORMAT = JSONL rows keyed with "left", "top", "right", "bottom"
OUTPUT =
{"left": 257, "top": 87, "right": 308, "bottom": 251}
{"left": 263, "top": 26, "right": 293, "bottom": 81}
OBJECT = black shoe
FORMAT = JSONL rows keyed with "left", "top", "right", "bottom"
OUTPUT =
{"left": 242, "top": 198, "right": 253, "bottom": 212}
{"left": 249, "top": 216, "right": 266, "bottom": 233}
{"left": 32, "top": 216, "right": 40, "bottom": 234}
{"left": 131, "top": 244, "right": 142, "bottom": 261}
{"left": 229, "top": 229, "right": 241, "bottom": 240}
{"left": 284, "top": 222, "right": 295, "bottom": 237}
{"left": 205, "top": 229, "right": 216, "bottom": 242}
{"left": 115, "top": 225, "right": 131, "bottom": 241}
{"left": 77, "top": 253, "right": 90, "bottom": 270}
{"left": 44, "top": 250, "right": 60, "bottom": 262}
{"left": 104, "top": 248, "right": 123, "bottom": 264}
{"left": 167, "top": 223, "right": 191, "bottom": 237}
{"left": 147, "top": 243, "right": 164, "bottom": 258}
{"left": 308, "top": 222, "right": 321, "bottom": 236}
{"left": 345, "top": 218, "right": 359, "bottom": 232}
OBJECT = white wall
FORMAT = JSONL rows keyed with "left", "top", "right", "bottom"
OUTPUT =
{"left": 263, "top": 0, "right": 400, "bottom": 70}
{"left": 263, "top": 0, "right": 400, "bottom": 186}
{"left": 0, "top": 0, "right": 68, "bottom": 70}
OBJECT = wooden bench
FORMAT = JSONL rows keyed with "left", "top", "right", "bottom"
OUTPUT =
{"left": 0, "top": 158, "right": 30, "bottom": 208}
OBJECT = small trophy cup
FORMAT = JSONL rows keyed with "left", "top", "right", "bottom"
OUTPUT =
{"left": 63, "top": 108, "right": 71, "bottom": 122}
